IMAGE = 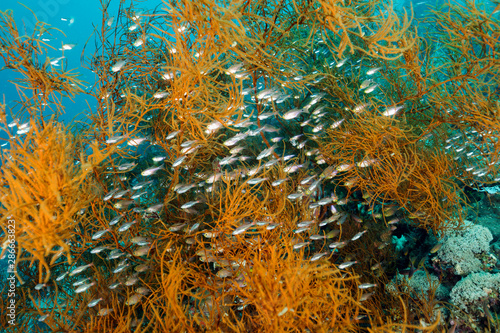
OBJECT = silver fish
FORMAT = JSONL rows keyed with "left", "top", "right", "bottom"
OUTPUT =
{"left": 113, "top": 263, "right": 129, "bottom": 273}
{"left": 98, "top": 308, "right": 113, "bottom": 316}
{"left": 133, "top": 245, "right": 151, "bottom": 256}
{"left": 111, "top": 59, "right": 127, "bottom": 72}
{"left": 38, "top": 314, "right": 49, "bottom": 322}
{"left": 181, "top": 200, "right": 201, "bottom": 209}
{"left": 338, "top": 261, "right": 358, "bottom": 269}
{"left": 283, "top": 108, "right": 306, "bottom": 120}
{"left": 366, "top": 67, "right": 382, "bottom": 75}
{"left": 358, "top": 283, "right": 377, "bottom": 289}
{"left": 141, "top": 165, "right": 164, "bottom": 176}
{"left": 172, "top": 155, "right": 187, "bottom": 168}
{"left": 109, "top": 214, "right": 123, "bottom": 226}
{"left": 310, "top": 252, "right": 328, "bottom": 261}
{"left": 232, "top": 222, "right": 255, "bottom": 235}
{"left": 351, "top": 230, "right": 367, "bottom": 241}
{"left": 73, "top": 277, "right": 90, "bottom": 286}
{"left": 69, "top": 263, "right": 93, "bottom": 276}
{"left": 127, "top": 137, "right": 147, "bottom": 146}
{"left": 287, "top": 192, "right": 303, "bottom": 200}
{"left": 166, "top": 130, "right": 180, "bottom": 140}
{"left": 247, "top": 177, "right": 268, "bottom": 185}
{"left": 125, "top": 293, "right": 142, "bottom": 305}
{"left": 109, "top": 282, "right": 121, "bottom": 289}
{"left": 35, "top": 283, "right": 46, "bottom": 290}
{"left": 118, "top": 221, "right": 137, "bottom": 232}
{"left": 146, "top": 203, "right": 164, "bottom": 213}
{"left": 293, "top": 242, "right": 310, "bottom": 250}
{"left": 75, "top": 282, "right": 95, "bottom": 293}
{"left": 90, "top": 245, "right": 110, "bottom": 254}
{"left": 88, "top": 298, "right": 103, "bottom": 307}
{"left": 56, "top": 272, "right": 69, "bottom": 281}
{"left": 271, "top": 178, "right": 288, "bottom": 186}
{"left": 92, "top": 229, "right": 110, "bottom": 240}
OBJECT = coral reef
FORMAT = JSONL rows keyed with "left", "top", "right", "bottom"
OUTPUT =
{"left": 0, "top": 0, "right": 498, "bottom": 332}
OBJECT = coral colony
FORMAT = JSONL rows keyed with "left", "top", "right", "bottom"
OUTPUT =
{"left": 0, "top": 0, "right": 499, "bottom": 332}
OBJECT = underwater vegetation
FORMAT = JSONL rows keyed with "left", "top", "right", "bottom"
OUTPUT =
{"left": 0, "top": 0, "right": 499, "bottom": 331}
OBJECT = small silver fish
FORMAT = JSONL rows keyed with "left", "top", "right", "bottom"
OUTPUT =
{"left": 309, "top": 234, "right": 326, "bottom": 240}
{"left": 88, "top": 298, "right": 103, "bottom": 307}
{"left": 56, "top": 271, "right": 69, "bottom": 281}
{"left": 146, "top": 203, "right": 164, "bottom": 213}
{"left": 111, "top": 59, "right": 127, "bottom": 72}
{"left": 382, "top": 105, "right": 404, "bottom": 116}
{"left": 133, "top": 245, "right": 151, "bottom": 256}
{"left": 92, "top": 229, "right": 110, "bottom": 240}
{"left": 166, "top": 130, "right": 180, "bottom": 140}
{"left": 283, "top": 108, "right": 306, "bottom": 120}
{"left": 118, "top": 221, "right": 137, "bottom": 232}
{"left": 126, "top": 293, "right": 142, "bottom": 305}
{"left": 135, "top": 264, "right": 150, "bottom": 273}
{"left": 114, "top": 200, "right": 135, "bottom": 209}
{"left": 360, "top": 292, "right": 375, "bottom": 301}
{"left": 359, "top": 79, "right": 373, "bottom": 90}
{"left": 38, "top": 314, "right": 50, "bottom": 322}
{"left": 124, "top": 275, "right": 139, "bottom": 286}
{"left": 294, "top": 227, "right": 310, "bottom": 234}
{"left": 153, "top": 91, "right": 168, "bottom": 99}
{"left": 338, "top": 261, "right": 358, "bottom": 269}
{"left": 98, "top": 308, "right": 113, "bottom": 316}
{"left": 132, "top": 180, "right": 153, "bottom": 190}
{"left": 136, "top": 287, "right": 152, "bottom": 295}
{"left": 172, "top": 155, "right": 187, "bottom": 168}
{"left": 181, "top": 200, "right": 201, "bottom": 209}
{"left": 90, "top": 245, "right": 109, "bottom": 254}
{"left": 266, "top": 223, "right": 280, "bottom": 230}
{"left": 113, "top": 264, "right": 129, "bottom": 273}
{"left": 310, "top": 252, "right": 328, "bottom": 261}
{"left": 293, "top": 242, "right": 310, "bottom": 250}
{"left": 175, "top": 184, "right": 196, "bottom": 194}
{"left": 336, "top": 58, "right": 349, "bottom": 67}
{"left": 271, "top": 178, "right": 288, "bottom": 186}
{"left": 107, "top": 249, "right": 124, "bottom": 260}
{"left": 366, "top": 67, "right": 382, "bottom": 75}
{"left": 353, "top": 102, "right": 369, "bottom": 113}
{"left": 287, "top": 193, "right": 303, "bottom": 200}
{"left": 131, "top": 236, "right": 151, "bottom": 244}
{"left": 364, "top": 84, "right": 379, "bottom": 94}
{"left": 329, "top": 241, "right": 348, "bottom": 249}
{"left": 75, "top": 282, "right": 95, "bottom": 293}
{"left": 109, "top": 215, "right": 124, "bottom": 226}
{"left": 128, "top": 137, "right": 147, "bottom": 146}
{"left": 152, "top": 156, "right": 167, "bottom": 162}
{"left": 283, "top": 164, "right": 303, "bottom": 174}
{"left": 133, "top": 36, "right": 145, "bottom": 47}
{"left": 232, "top": 222, "right": 255, "bottom": 235}
{"left": 358, "top": 283, "right": 377, "bottom": 289}
{"left": 105, "top": 135, "right": 125, "bottom": 144}
{"left": 73, "top": 277, "right": 90, "bottom": 286}
{"left": 351, "top": 230, "right": 367, "bottom": 241}
{"left": 141, "top": 165, "right": 164, "bottom": 176}
{"left": 60, "top": 43, "right": 76, "bottom": 50}
{"left": 109, "top": 282, "right": 121, "bottom": 289}
{"left": 35, "top": 283, "right": 46, "bottom": 290}
{"left": 256, "top": 145, "right": 276, "bottom": 160}
{"left": 69, "top": 263, "right": 93, "bottom": 276}
{"left": 247, "top": 177, "right": 268, "bottom": 185}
